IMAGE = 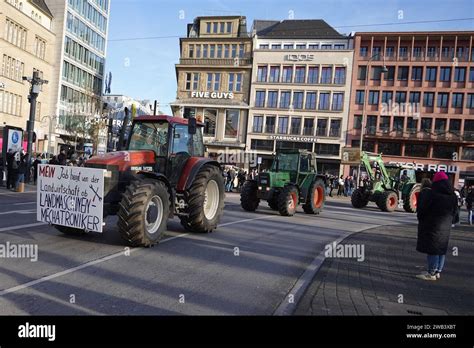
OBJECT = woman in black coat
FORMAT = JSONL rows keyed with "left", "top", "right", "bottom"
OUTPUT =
{"left": 416, "top": 172, "right": 457, "bottom": 281}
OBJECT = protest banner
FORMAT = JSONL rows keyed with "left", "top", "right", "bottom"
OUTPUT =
{"left": 37, "top": 165, "right": 105, "bottom": 233}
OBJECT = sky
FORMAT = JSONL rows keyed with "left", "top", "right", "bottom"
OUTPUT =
{"left": 105, "top": 0, "right": 474, "bottom": 114}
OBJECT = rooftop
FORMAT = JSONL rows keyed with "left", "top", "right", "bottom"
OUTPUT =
{"left": 254, "top": 19, "right": 345, "bottom": 39}
{"left": 30, "top": 0, "right": 53, "bottom": 18}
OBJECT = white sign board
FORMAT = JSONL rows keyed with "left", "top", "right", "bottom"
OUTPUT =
{"left": 8, "top": 129, "right": 23, "bottom": 152}
{"left": 37, "top": 165, "right": 105, "bottom": 233}
{"left": 258, "top": 157, "right": 263, "bottom": 165}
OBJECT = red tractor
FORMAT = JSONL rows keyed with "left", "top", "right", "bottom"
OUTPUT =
{"left": 54, "top": 115, "right": 225, "bottom": 247}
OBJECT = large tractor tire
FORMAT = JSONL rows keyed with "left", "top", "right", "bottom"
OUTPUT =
{"left": 118, "top": 179, "right": 170, "bottom": 247}
{"left": 403, "top": 184, "right": 421, "bottom": 213}
{"left": 278, "top": 185, "right": 299, "bottom": 216}
{"left": 55, "top": 225, "right": 88, "bottom": 236}
{"left": 303, "top": 179, "right": 326, "bottom": 214}
{"left": 180, "top": 164, "right": 225, "bottom": 233}
{"left": 351, "top": 188, "right": 369, "bottom": 209}
{"left": 241, "top": 181, "right": 260, "bottom": 212}
{"left": 378, "top": 190, "right": 398, "bottom": 212}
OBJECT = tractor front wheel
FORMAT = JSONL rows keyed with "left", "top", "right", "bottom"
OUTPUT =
{"left": 403, "top": 184, "right": 421, "bottom": 213}
{"left": 351, "top": 188, "right": 369, "bottom": 209}
{"left": 241, "top": 181, "right": 260, "bottom": 212}
{"left": 118, "top": 179, "right": 170, "bottom": 247}
{"left": 303, "top": 179, "right": 326, "bottom": 214}
{"left": 180, "top": 165, "right": 225, "bottom": 233}
{"left": 278, "top": 185, "right": 299, "bottom": 216}
{"left": 378, "top": 191, "right": 398, "bottom": 212}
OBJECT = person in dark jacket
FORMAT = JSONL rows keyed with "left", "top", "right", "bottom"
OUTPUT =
{"left": 0, "top": 154, "right": 4, "bottom": 187}
{"left": 416, "top": 172, "right": 457, "bottom": 281}
{"left": 466, "top": 186, "right": 474, "bottom": 225}
{"left": 16, "top": 153, "right": 29, "bottom": 190}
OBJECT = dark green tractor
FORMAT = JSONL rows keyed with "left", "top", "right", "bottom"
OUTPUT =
{"left": 351, "top": 152, "right": 421, "bottom": 213}
{"left": 240, "top": 149, "right": 327, "bottom": 216}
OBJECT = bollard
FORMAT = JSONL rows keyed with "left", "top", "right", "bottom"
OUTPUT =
{"left": 17, "top": 182, "right": 25, "bottom": 193}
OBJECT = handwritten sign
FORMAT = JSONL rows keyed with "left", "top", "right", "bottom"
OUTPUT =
{"left": 37, "top": 165, "right": 105, "bottom": 233}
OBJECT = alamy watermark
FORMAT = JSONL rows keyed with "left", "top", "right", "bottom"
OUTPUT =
{"left": 217, "top": 147, "right": 258, "bottom": 167}
{"left": 325, "top": 242, "right": 365, "bottom": 262}
{"left": 0, "top": 242, "right": 38, "bottom": 262}
{"left": 381, "top": 102, "right": 420, "bottom": 119}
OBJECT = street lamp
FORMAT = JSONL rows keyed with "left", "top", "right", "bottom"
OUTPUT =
{"left": 357, "top": 53, "right": 388, "bottom": 186}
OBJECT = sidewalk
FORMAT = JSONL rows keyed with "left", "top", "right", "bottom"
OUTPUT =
{"left": 295, "top": 223, "right": 474, "bottom": 316}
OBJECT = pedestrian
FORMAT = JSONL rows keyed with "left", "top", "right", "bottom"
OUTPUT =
{"left": 7, "top": 150, "right": 19, "bottom": 191}
{"left": 16, "top": 152, "right": 29, "bottom": 190}
{"left": 0, "top": 154, "right": 4, "bottom": 187}
{"left": 227, "top": 167, "right": 236, "bottom": 192}
{"left": 58, "top": 150, "right": 67, "bottom": 166}
{"left": 452, "top": 188, "right": 462, "bottom": 227}
{"left": 416, "top": 172, "right": 457, "bottom": 281}
{"left": 344, "top": 176, "right": 350, "bottom": 197}
{"left": 49, "top": 156, "right": 59, "bottom": 165}
{"left": 33, "top": 155, "right": 42, "bottom": 185}
{"left": 337, "top": 175, "right": 344, "bottom": 196}
{"left": 466, "top": 185, "right": 474, "bottom": 225}
{"left": 329, "top": 176, "right": 335, "bottom": 197}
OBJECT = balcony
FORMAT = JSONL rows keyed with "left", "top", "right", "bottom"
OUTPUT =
{"left": 179, "top": 57, "right": 252, "bottom": 66}
{"left": 353, "top": 128, "right": 470, "bottom": 142}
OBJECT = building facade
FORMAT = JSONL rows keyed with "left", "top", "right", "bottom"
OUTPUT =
{"left": 45, "top": 0, "right": 110, "bottom": 152}
{"left": 0, "top": 0, "right": 56, "bottom": 152}
{"left": 171, "top": 16, "right": 252, "bottom": 162}
{"left": 246, "top": 20, "right": 353, "bottom": 174}
{"left": 346, "top": 31, "right": 474, "bottom": 184}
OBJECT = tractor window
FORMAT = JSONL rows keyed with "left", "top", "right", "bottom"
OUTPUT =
{"left": 272, "top": 153, "right": 299, "bottom": 172}
{"left": 172, "top": 125, "right": 192, "bottom": 154}
{"left": 192, "top": 129, "right": 205, "bottom": 157}
{"left": 129, "top": 122, "right": 169, "bottom": 156}
{"left": 300, "top": 155, "right": 310, "bottom": 172}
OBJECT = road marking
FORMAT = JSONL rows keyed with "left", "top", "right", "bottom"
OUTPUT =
{"left": 0, "top": 190, "right": 35, "bottom": 196}
{"left": 0, "top": 222, "right": 45, "bottom": 232}
{"left": 0, "top": 209, "right": 35, "bottom": 215}
{"left": 13, "top": 202, "right": 36, "bottom": 206}
{"left": 0, "top": 215, "right": 281, "bottom": 297}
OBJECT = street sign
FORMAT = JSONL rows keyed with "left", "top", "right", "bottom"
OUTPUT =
{"left": 341, "top": 147, "right": 361, "bottom": 165}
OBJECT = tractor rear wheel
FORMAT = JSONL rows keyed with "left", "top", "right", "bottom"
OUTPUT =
{"left": 303, "top": 179, "right": 326, "bottom": 214}
{"left": 180, "top": 164, "right": 225, "bottom": 233}
{"left": 378, "top": 191, "right": 398, "bottom": 212}
{"left": 403, "top": 184, "right": 421, "bottom": 213}
{"left": 351, "top": 188, "right": 369, "bottom": 208}
{"left": 118, "top": 179, "right": 170, "bottom": 247}
{"left": 278, "top": 185, "right": 299, "bottom": 216}
{"left": 241, "top": 181, "right": 260, "bottom": 212}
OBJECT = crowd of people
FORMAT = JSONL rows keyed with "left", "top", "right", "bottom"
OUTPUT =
{"left": 325, "top": 174, "right": 356, "bottom": 197}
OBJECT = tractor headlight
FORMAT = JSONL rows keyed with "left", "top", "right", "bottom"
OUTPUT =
{"left": 258, "top": 186, "right": 263, "bottom": 191}
{"left": 266, "top": 187, "right": 270, "bottom": 191}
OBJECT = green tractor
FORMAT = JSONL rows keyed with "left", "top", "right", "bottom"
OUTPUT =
{"left": 351, "top": 152, "right": 421, "bottom": 213}
{"left": 240, "top": 149, "right": 327, "bottom": 216}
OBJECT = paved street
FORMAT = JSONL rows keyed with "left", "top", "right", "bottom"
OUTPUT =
{"left": 0, "top": 184, "right": 461, "bottom": 316}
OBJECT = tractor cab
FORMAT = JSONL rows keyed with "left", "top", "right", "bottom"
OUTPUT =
{"left": 272, "top": 149, "right": 316, "bottom": 183}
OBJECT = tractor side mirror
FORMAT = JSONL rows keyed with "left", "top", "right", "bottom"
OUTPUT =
{"left": 188, "top": 117, "right": 197, "bottom": 135}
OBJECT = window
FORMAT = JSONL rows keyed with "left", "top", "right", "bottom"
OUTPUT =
{"left": 355, "top": 90, "right": 365, "bottom": 105}
{"left": 225, "top": 110, "right": 239, "bottom": 138}
{"left": 413, "top": 47, "right": 422, "bottom": 57}
{"left": 192, "top": 73, "right": 199, "bottom": 90}
{"left": 228, "top": 73, "right": 242, "bottom": 92}
{"left": 382, "top": 91, "right": 393, "bottom": 104}
{"left": 283, "top": 44, "right": 293, "bottom": 49}
{"left": 470, "top": 67, "right": 474, "bottom": 82}
{"left": 332, "top": 93, "right": 344, "bottom": 111}
{"left": 251, "top": 139, "right": 274, "bottom": 151}
{"left": 329, "top": 119, "right": 341, "bottom": 137}
{"left": 207, "top": 73, "right": 212, "bottom": 90}
{"left": 467, "top": 94, "right": 474, "bottom": 109}
{"left": 252, "top": 115, "right": 264, "bottom": 133}
{"left": 386, "top": 46, "right": 394, "bottom": 57}
{"left": 386, "top": 66, "right": 395, "bottom": 80}
{"left": 317, "top": 119, "right": 328, "bottom": 136}
{"left": 412, "top": 67, "right": 423, "bottom": 80}
{"left": 334, "top": 44, "right": 345, "bottom": 50}
{"left": 434, "top": 119, "right": 447, "bottom": 134}
{"left": 228, "top": 73, "right": 234, "bottom": 91}
{"left": 437, "top": 93, "right": 449, "bottom": 108}
{"left": 321, "top": 67, "right": 332, "bottom": 84}
{"left": 423, "top": 92, "right": 435, "bottom": 107}
{"left": 440, "top": 67, "right": 451, "bottom": 81}
{"left": 296, "top": 44, "right": 306, "bottom": 49}
{"left": 220, "top": 22, "right": 225, "bottom": 33}
{"left": 315, "top": 144, "right": 340, "bottom": 156}
{"left": 224, "top": 44, "right": 230, "bottom": 58}
{"left": 189, "top": 44, "right": 194, "bottom": 58}
{"left": 267, "top": 91, "right": 278, "bottom": 108}
{"left": 454, "top": 67, "right": 466, "bottom": 82}
{"left": 395, "top": 91, "right": 407, "bottom": 103}
{"left": 409, "top": 92, "right": 421, "bottom": 104}
{"left": 282, "top": 66, "right": 293, "bottom": 83}
{"left": 360, "top": 46, "right": 368, "bottom": 56}
{"left": 255, "top": 91, "right": 265, "bottom": 107}
{"left": 303, "top": 119, "right": 314, "bottom": 135}
{"left": 269, "top": 66, "right": 280, "bottom": 82}
{"left": 213, "top": 22, "right": 218, "bottom": 34}
{"left": 393, "top": 117, "right": 404, "bottom": 131}
{"left": 353, "top": 115, "right": 362, "bottom": 129}
{"left": 214, "top": 73, "right": 221, "bottom": 91}
{"left": 203, "top": 109, "right": 217, "bottom": 137}
{"left": 308, "top": 44, "right": 319, "bottom": 49}
{"left": 452, "top": 93, "right": 463, "bottom": 108}
{"left": 399, "top": 46, "right": 408, "bottom": 57}
{"left": 226, "top": 22, "right": 232, "bottom": 33}
{"left": 231, "top": 44, "right": 237, "bottom": 58}
{"left": 379, "top": 116, "right": 390, "bottom": 132}
{"left": 216, "top": 44, "right": 222, "bottom": 58}
{"left": 206, "top": 22, "right": 211, "bottom": 33}
{"left": 371, "top": 66, "right": 383, "bottom": 80}
{"left": 357, "top": 66, "right": 367, "bottom": 80}
{"left": 334, "top": 67, "right": 346, "bottom": 84}
{"left": 305, "top": 92, "right": 317, "bottom": 110}
{"left": 433, "top": 145, "right": 457, "bottom": 159}
{"left": 421, "top": 118, "right": 432, "bottom": 132}
{"left": 239, "top": 44, "right": 244, "bottom": 58}
{"left": 295, "top": 66, "right": 306, "bottom": 83}
{"left": 321, "top": 44, "right": 332, "bottom": 50}
{"left": 271, "top": 44, "right": 282, "bottom": 50}
{"left": 426, "top": 67, "right": 437, "bottom": 81}
{"left": 449, "top": 119, "right": 461, "bottom": 133}
{"left": 293, "top": 92, "right": 304, "bottom": 109}
{"left": 372, "top": 46, "right": 381, "bottom": 58}
{"left": 185, "top": 73, "right": 192, "bottom": 90}
{"left": 405, "top": 143, "right": 429, "bottom": 158}
{"left": 290, "top": 117, "right": 302, "bottom": 134}
{"left": 278, "top": 116, "right": 289, "bottom": 134}
{"left": 378, "top": 142, "right": 401, "bottom": 156}
{"left": 398, "top": 66, "right": 409, "bottom": 80}
{"left": 280, "top": 91, "right": 291, "bottom": 108}
{"left": 368, "top": 91, "right": 379, "bottom": 105}
{"left": 319, "top": 93, "right": 330, "bottom": 110}
{"left": 235, "top": 73, "right": 242, "bottom": 92}
{"left": 308, "top": 66, "right": 319, "bottom": 84}
{"left": 257, "top": 66, "right": 267, "bottom": 82}
{"left": 366, "top": 115, "right": 377, "bottom": 135}
{"left": 407, "top": 117, "right": 418, "bottom": 132}
{"left": 259, "top": 44, "right": 269, "bottom": 50}
{"left": 183, "top": 107, "right": 196, "bottom": 119}
{"left": 265, "top": 116, "right": 276, "bottom": 133}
